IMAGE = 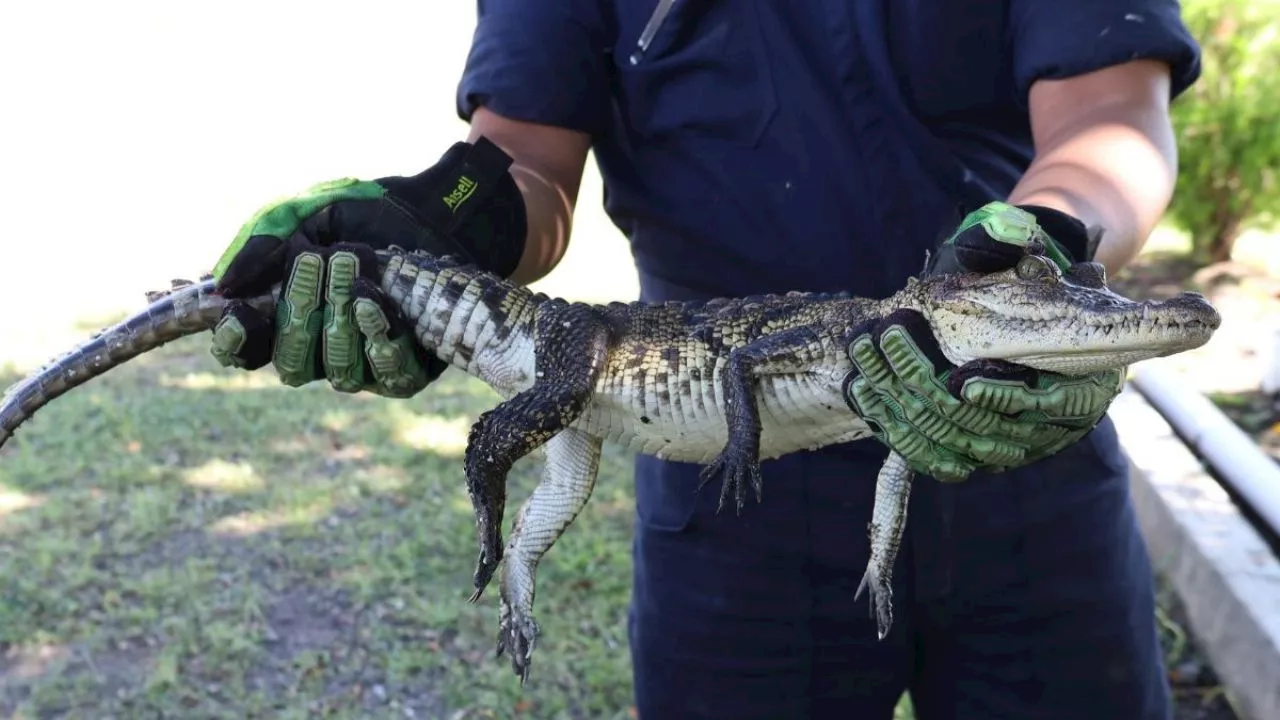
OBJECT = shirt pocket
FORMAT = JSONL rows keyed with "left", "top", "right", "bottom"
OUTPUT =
{"left": 612, "top": 0, "right": 777, "bottom": 147}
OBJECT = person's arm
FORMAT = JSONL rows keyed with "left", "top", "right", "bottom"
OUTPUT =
{"left": 466, "top": 109, "right": 592, "bottom": 286}
{"left": 1003, "top": 0, "right": 1201, "bottom": 275}
{"left": 454, "top": 1, "right": 614, "bottom": 285}
{"left": 1008, "top": 59, "right": 1178, "bottom": 276}
{"left": 848, "top": 3, "right": 1202, "bottom": 479}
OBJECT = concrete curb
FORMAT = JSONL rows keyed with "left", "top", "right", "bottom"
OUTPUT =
{"left": 1112, "top": 385, "right": 1280, "bottom": 720}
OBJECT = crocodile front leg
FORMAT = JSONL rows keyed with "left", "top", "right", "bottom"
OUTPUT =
{"left": 699, "top": 324, "right": 826, "bottom": 513}
{"left": 463, "top": 301, "right": 612, "bottom": 602}
{"left": 496, "top": 426, "right": 602, "bottom": 683}
{"left": 855, "top": 450, "right": 914, "bottom": 640}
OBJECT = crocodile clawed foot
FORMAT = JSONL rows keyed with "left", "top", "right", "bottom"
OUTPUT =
{"left": 495, "top": 598, "right": 540, "bottom": 684}
{"left": 854, "top": 562, "right": 895, "bottom": 641}
{"left": 698, "top": 448, "right": 763, "bottom": 515}
{"left": 467, "top": 548, "right": 501, "bottom": 603}
{"left": 467, "top": 521, "right": 504, "bottom": 603}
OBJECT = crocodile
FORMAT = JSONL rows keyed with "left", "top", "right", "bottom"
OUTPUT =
{"left": 0, "top": 246, "right": 1221, "bottom": 683}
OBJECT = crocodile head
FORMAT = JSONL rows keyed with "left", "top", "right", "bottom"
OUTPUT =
{"left": 903, "top": 253, "right": 1221, "bottom": 375}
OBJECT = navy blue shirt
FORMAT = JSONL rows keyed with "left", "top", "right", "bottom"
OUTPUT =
{"left": 459, "top": 10, "right": 1201, "bottom": 715}
{"left": 457, "top": 1, "right": 1199, "bottom": 302}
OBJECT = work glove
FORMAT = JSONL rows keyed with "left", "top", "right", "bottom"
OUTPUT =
{"left": 208, "top": 137, "right": 527, "bottom": 396}
{"left": 844, "top": 201, "right": 1123, "bottom": 481}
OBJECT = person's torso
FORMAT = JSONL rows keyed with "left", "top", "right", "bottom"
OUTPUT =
{"left": 592, "top": 0, "right": 1039, "bottom": 302}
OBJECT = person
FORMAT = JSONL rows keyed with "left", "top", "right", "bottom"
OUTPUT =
{"left": 208, "top": 2, "right": 1202, "bottom": 718}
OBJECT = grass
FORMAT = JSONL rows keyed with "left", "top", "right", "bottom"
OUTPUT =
{"left": 0, "top": 338, "right": 640, "bottom": 718}
{"left": 0, "top": 339, "right": 917, "bottom": 719}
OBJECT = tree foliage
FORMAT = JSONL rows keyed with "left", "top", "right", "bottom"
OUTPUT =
{"left": 1167, "top": 0, "right": 1280, "bottom": 263}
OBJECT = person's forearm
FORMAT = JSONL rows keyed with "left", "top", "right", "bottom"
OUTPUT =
{"left": 506, "top": 162, "right": 577, "bottom": 285}
{"left": 464, "top": 111, "right": 592, "bottom": 286}
{"left": 1008, "top": 60, "right": 1180, "bottom": 275}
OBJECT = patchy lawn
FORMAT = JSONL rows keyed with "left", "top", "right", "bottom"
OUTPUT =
{"left": 0, "top": 336, "right": 639, "bottom": 718}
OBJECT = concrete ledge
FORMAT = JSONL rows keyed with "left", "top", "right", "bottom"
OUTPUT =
{"left": 1112, "top": 385, "right": 1280, "bottom": 720}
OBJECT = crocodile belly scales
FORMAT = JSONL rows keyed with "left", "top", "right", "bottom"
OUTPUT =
{"left": 381, "top": 253, "right": 874, "bottom": 466}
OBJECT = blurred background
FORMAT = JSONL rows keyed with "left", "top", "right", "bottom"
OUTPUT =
{"left": 0, "top": 1, "right": 637, "bottom": 371}
{"left": 0, "top": 1, "right": 1276, "bottom": 718}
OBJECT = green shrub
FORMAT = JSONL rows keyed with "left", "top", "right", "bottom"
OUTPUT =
{"left": 1167, "top": 0, "right": 1280, "bottom": 263}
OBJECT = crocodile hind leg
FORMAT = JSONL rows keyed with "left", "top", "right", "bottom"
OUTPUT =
{"left": 700, "top": 324, "right": 826, "bottom": 513}
{"left": 854, "top": 450, "right": 915, "bottom": 639}
{"left": 463, "top": 301, "right": 611, "bottom": 603}
{"left": 495, "top": 426, "right": 602, "bottom": 683}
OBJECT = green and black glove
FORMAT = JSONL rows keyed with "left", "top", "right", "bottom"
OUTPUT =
{"left": 209, "top": 137, "right": 527, "bottom": 397}
{"left": 844, "top": 201, "right": 1124, "bottom": 481}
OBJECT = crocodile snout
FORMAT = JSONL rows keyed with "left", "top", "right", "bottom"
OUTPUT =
{"left": 1150, "top": 290, "right": 1223, "bottom": 333}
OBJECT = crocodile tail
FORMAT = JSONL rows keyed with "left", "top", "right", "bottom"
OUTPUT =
{"left": 379, "top": 251, "right": 542, "bottom": 390}
{"left": 0, "top": 248, "right": 533, "bottom": 451}
{"left": 0, "top": 279, "right": 278, "bottom": 451}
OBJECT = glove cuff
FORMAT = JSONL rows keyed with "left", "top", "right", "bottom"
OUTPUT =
{"left": 1015, "top": 204, "right": 1097, "bottom": 265}
{"left": 379, "top": 137, "right": 528, "bottom": 279}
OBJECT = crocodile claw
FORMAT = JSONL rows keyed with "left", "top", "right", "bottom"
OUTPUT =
{"left": 496, "top": 597, "right": 540, "bottom": 684}
{"left": 854, "top": 562, "right": 894, "bottom": 640}
{"left": 466, "top": 512, "right": 504, "bottom": 603}
{"left": 698, "top": 448, "right": 764, "bottom": 514}
{"left": 467, "top": 548, "right": 501, "bottom": 604}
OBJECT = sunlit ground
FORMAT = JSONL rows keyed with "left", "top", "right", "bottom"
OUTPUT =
{"left": 0, "top": 2, "right": 1268, "bottom": 718}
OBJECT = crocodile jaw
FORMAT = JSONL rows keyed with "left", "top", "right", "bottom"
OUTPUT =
{"left": 930, "top": 298, "right": 1220, "bottom": 374}
{"left": 905, "top": 260, "right": 1222, "bottom": 376}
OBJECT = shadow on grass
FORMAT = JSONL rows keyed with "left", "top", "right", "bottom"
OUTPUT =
{"left": 0, "top": 336, "right": 639, "bottom": 719}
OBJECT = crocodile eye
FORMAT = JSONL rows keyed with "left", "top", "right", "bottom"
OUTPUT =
{"left": 1016, "top": 255, "right": 1059, "bottom": 281}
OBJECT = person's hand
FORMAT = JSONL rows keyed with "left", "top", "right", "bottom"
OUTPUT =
{"left": 844, "top": 309, "right": 1125, "bottom": 480}
{"left": 843, "top": 201, "right": 1123, "bottom": 481}
{"left": 922, "top": 199, "right": 1099, "bottom": 276}
{"left": 209, "top": 137, "right": 528, "bottom": 396}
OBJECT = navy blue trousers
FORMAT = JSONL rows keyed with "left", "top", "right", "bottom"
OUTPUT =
{"left": 626, "top": 416, "right": 1171, "bottom": 719}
